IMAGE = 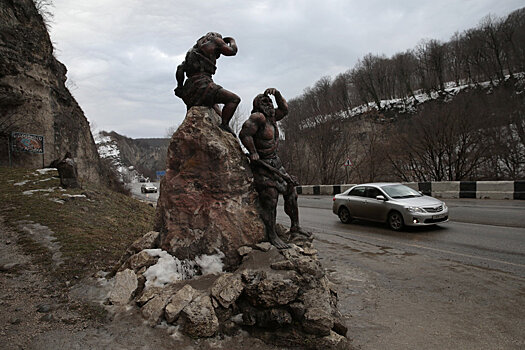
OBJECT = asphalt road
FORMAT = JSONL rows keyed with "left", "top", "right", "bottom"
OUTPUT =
{"left": 129, "top": 182, "right": 160, "bottom": 203}
{"left": 278, "top": 196, "right": 525, "bottom": 277}
{"left": 278, "top": 196, "right": 525, "bottom": 349}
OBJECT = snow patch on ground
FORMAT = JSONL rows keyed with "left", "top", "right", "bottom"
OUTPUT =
{"left": 23, "top": 188, "right": 57, "bottom": 195}
{"left": 36, "top": 168, "right": 57, "bottom": 175}
{"left": 62, "top": 194, "right": 87, "bottom": 198}
{"left": 142, "top": 249, "right": 225, "bottom": 289}
{"left": 97, "top": 144, "right": 120, "bottom": 158}
{"left": 16, "top": 220, "right": 63, "bottom": 266}
{"left": 14, "top": 180, "right": 29, "bottom": 186}
{"left": 143, "top": 249, "right": 196, "bottom": 288}
{"left": 49, "top": 198, "right": 65, "bottom": 205}
{"left": 195, "top": 250, "right": 225, "bottom": 275}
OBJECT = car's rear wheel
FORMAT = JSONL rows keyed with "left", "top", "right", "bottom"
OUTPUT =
{"left": 338, "top": 207, "right": 352, "bottom": 224}
{"left": 388, "top": 211, "right": 404, "bottom": 231}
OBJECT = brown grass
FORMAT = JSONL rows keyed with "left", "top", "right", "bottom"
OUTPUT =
{"left": 0, "top": 166, "right": 155, "bottom": 282}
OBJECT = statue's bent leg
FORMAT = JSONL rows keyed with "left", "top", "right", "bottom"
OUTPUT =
{"left": 259, "top": 186, "right": 289, "bottom": 249}
{"left": 215, "top": 88, "right": 240, "bottom": 134}
{"left": 284, "top": 182, "right": 313, "bottom": 239}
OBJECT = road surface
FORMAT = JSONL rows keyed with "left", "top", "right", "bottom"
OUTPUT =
{"left": 278, "top": 196, "right": 525, "bottom": 277}
{"left": 276, "top": 196, "right": 525, "bottom": 349}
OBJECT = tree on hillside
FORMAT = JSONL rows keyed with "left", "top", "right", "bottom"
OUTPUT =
{"left": 351, "top": 54, "right": 383, "bottom": 109}
{"left": 351, "top": 118, "right": 389, "bottom": 183}
{"left": 387, "top": 93, "right": 495, "bottom": 181}
{"left": 503, "top": 8, "right": 525, "bottom": 73}
{"left": 392, "top": 51, "right": 418, "bottom": 101}
{"left": 280, "top": 7, "right": 525, "bottom": 184}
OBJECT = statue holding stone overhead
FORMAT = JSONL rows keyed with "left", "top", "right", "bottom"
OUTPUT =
{"left": 240, "top": 88, "right": 313, "bottom": 249}
{"left": 175, "top": 32, "right": 240, "bottom": 134}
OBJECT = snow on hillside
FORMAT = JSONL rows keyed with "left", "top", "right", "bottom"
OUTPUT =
{"left": 300, "top": 73, "right": 524, "bottom": 129}
{"left": 94, "top": 132, "right": 143, "bottom": 183}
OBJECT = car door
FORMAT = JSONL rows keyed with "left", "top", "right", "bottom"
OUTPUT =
{"left": 345, "top": 186, "right": 367, "bottom": 219}
{"left": 362, "top": 186, "right": 389, "bottom": 221}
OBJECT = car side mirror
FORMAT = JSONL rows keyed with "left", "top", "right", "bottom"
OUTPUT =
{"left": 376, "top": 195, "right": 386, "bottom": 201}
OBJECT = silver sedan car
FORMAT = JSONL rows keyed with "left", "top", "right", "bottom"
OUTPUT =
{"left": 333, "top": 183, "right": 448, "bottom": 230}
{"left": 141, "top": 183, "right": 158, "bottom": 193}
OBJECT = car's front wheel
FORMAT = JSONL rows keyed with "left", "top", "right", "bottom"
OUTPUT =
{"left": 338, "top": 207, "right": 352, "bottom": 224}
{"left": 388, "top": 211, "right": 404, "bottom": 231}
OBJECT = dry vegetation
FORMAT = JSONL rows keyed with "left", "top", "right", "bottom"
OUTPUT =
{"left": 0, "top": 167, "right": 154, "bottom": 282}
{"left": 279, "top": 8, "right": 525, "bottom": 184}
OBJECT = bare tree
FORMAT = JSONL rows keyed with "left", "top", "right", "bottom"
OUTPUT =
{"left": 33, "top": 0, "right": 54, "bottom": 29}
{"left": 230, "top": 102, "right": 249, "bottom": 135}
{"left": 164, "top": 125, "right": 179, "bottom": 138}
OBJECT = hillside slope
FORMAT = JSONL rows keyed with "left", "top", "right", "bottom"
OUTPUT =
{"left": 95, "top": 131, "right": 169, "bottom": 180}
{"left": 280, "top": 75, "right": 525, "bottom": 185}
{"left": 0, "top": 0, "right": 101, "bottom": 183}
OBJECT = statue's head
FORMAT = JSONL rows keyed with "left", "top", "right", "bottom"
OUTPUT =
{"left": 195, "top": 32, "right": 222, "bottom": 48}
{"left": 252, "top": 93, "right": 275, "bottom": 118}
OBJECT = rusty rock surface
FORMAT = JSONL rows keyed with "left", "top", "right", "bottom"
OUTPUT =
{"left": 155, "top": 106, "right": 266, "bottom": 268}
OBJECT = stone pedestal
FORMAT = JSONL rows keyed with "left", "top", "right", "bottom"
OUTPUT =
{"left": 154, "top": 107, "right": 266, "bottom": 269}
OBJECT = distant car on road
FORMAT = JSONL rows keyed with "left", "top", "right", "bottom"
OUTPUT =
{"left": 333, "top": 183, "right": 448, "bottom": 230}
{"left": 141, "top": 183, "right": 157, "bottom": 193}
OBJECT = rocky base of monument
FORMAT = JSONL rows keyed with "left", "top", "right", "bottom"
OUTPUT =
{"left": 108, "top": 228, "right": 352, "bottom": 350}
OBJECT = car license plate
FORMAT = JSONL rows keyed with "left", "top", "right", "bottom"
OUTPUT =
{"left": 433, "top": 214, "right": 445, "bottom": 220}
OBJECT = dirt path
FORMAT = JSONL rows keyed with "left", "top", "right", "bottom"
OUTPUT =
{"left": 0, "top": 216, "right": 90, "bottom": 349}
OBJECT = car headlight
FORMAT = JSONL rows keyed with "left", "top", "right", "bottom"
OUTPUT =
{"left": 442, "top": 203, "right": 447, "bottom": 210}
{"left": 407, "top": 206, "right": 425, "bottom": 213}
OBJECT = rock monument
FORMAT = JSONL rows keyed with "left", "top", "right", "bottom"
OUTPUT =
{"left": 107, "top": 34, "right": 353, "bottom": 349}
{"left": 110, "top": 227, "right": 352, "bottom": 349}
{"left": 154, "top": 106, "right": 266, "bottom": 269}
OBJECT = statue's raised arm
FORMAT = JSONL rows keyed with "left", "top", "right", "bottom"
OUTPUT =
{"left": 240, "top": 89, "right": 313, "bottom": 249}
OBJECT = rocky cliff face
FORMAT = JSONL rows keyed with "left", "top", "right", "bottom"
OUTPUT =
{"left": 0, "top": 0, "right": 101, "bottom": 183}
{"left": 97, "top": 131, "right": 169, "bottom": 180}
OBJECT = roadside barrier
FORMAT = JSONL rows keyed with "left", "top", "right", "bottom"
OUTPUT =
{"left": 295, "top": 181, "right": 525, "bottom": 200}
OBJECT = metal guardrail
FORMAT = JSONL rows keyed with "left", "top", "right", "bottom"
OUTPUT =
{"left": 296, "top": 181, "right": 525, "bottom": 200}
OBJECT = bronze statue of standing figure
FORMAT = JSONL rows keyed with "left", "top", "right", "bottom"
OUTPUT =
{"left": 240, "top": 89, "right": 312, "bottom": 249}
{"left": 175, "top": 32, "right": 240, "bottom": 134}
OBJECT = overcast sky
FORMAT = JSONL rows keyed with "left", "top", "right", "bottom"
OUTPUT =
{"left": 49, "top": 0, "right": 524, "bottom": 138}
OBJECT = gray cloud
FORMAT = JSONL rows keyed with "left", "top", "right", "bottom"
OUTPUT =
{"left": 50, "top": 0, "right": 524, "bottom": 137}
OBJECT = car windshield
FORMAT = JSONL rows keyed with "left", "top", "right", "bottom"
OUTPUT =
{"left": 380, "top": 184, "right": 422, "bottom": 199}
